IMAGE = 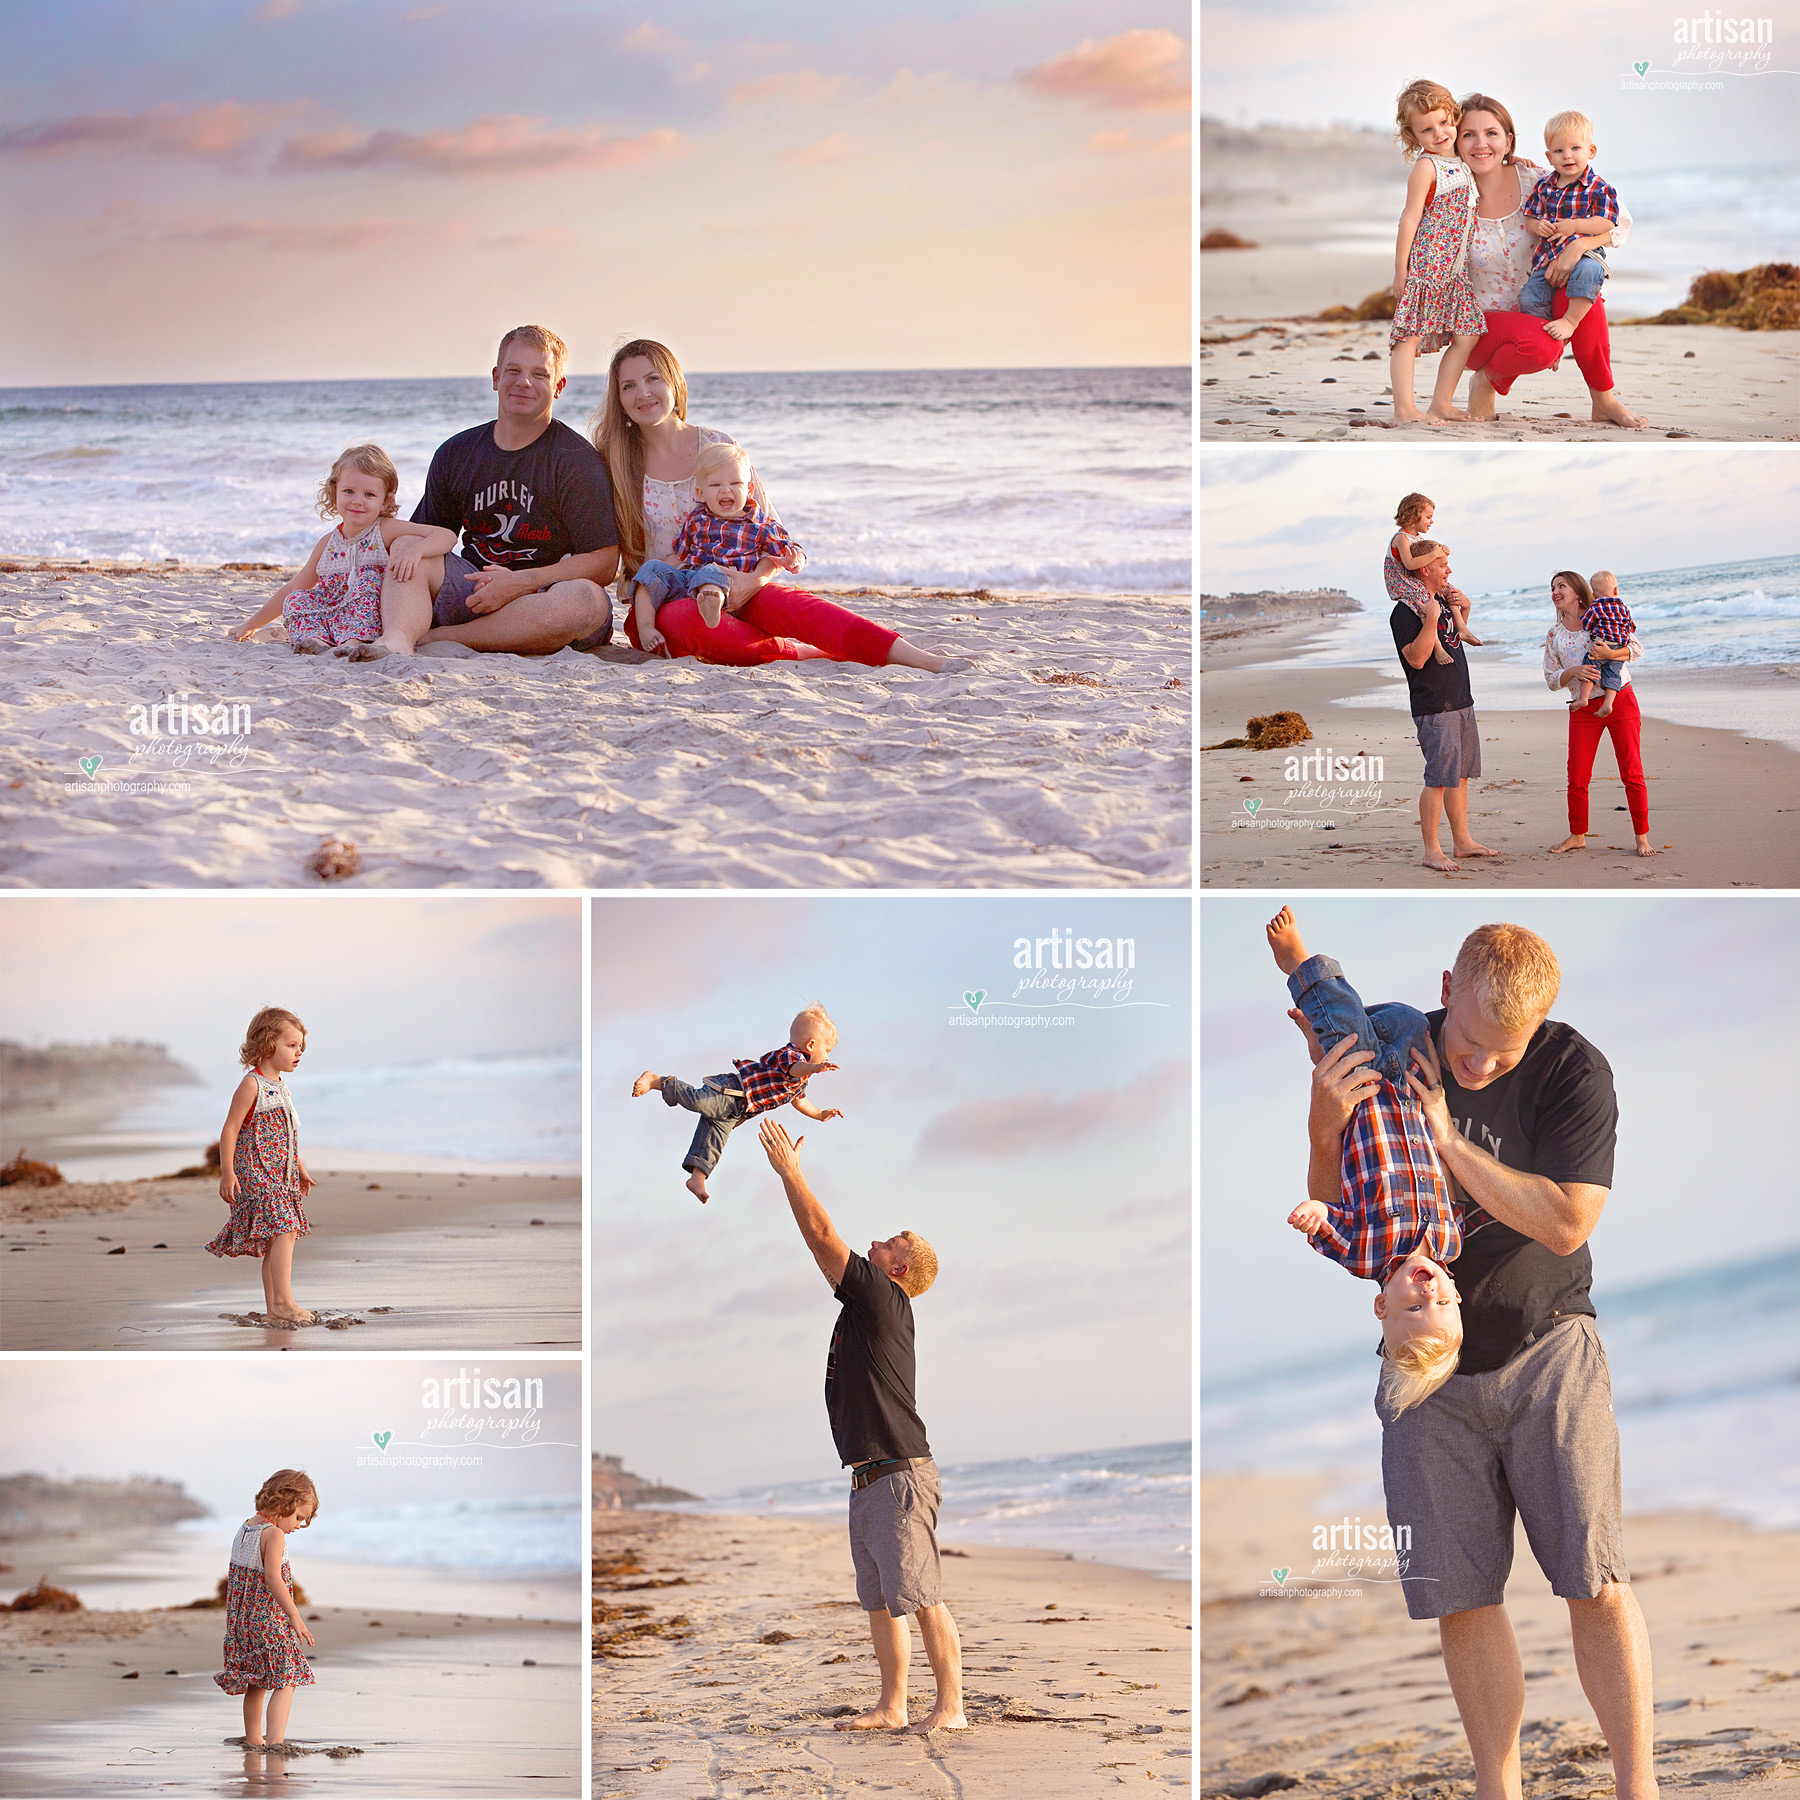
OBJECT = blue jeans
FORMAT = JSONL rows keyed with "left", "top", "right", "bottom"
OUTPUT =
{"left": 660, "top": 1072, "right": 746, "bottom": 1175}
{"left": 1519, "top": 253, "right": 1607, "bottom": 319}
{"left": 633, "top": 559, "right": 737, "bottom": 613}
{"left": 1581, "top": 651, "right": 1625, "bottom": 692}
{"left": 1286, "top": 955, "right": 1430, "bottom": 1090}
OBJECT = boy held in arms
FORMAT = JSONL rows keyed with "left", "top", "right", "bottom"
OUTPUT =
{"left": 1572, "top": 569, "right": 1636, "bottom": 719}
{"left": 633, "top": 1005, "right": 842, "bottom": 1203}
{"left": 1267, "top": 906, "right": 1464, "bottom": 1412}
{"left": 1519, "top": 111, "right": 1622, "bottom": 343}
{"left": 631, "top": 442, "right": 804, "bottom": 646}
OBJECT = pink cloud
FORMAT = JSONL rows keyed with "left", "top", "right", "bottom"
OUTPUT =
{"left": 621, "top": 21, "right": 681, "bottom": 52}
{"left": 916, "top": 1059, "right": 1189, "bottom": 1160}
{"left": 156, "top": 217, "right": 409, "bottom": 252}
{"left": 274, "top": 114, "right": 680, "bottom": 175}
{"left": 0, "top": 101, "right": 295, "bottom": 164}
{"left": 1018, "top": 28, "right": 1191, "bottom": 113}
{"left": 254, "top": 0, "right": 302, "bottom": 18}
{"left": 729, "top": 71, "right": 847, "bottom": 106}
{"left": 780, "top": 132, "right": 866, "bottom": 166}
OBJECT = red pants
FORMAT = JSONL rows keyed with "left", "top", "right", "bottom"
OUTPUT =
{"left": 1567, "top": 681, "right": 1649, "bottom": 835}
{"left": 625, "top": 583, "right": 900, "bottom": 667}
{"left": 1466, "top": 292, "right": 1614, "bottom": 396}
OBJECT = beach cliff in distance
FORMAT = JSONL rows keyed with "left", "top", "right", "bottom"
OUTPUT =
{"left": 0, "top": 1474, "right": 207, "bottom": 1538}
{"left": 592, "top": 1454, "right": 699, "bottom": 1510}
{"left": 2, "top": 1040, "right": 200, "bottom": 1167}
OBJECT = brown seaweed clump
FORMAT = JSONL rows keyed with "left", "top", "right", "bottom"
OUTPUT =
{"left": 307, "top": 839, "right": 361, "bottom": 881}
{"left": 1, "top": 1152, "right": 64, "bottom": 1188}
{"left": 1204, "top": 711, "right": 1314, "bottom": 751}
{"left": 1621, "top": 262, "right": 1800, "bottom": 329}
{"left": 1315, "top": 288, "right": 1396, "bottom": 322}
{"left": 1200, "top": 230, "right": 1258, "bottom": 250}
{"left": 7, "top": 1579, "right": 82, "bottom": 1612}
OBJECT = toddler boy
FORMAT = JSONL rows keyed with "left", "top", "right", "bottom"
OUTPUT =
{"left": 1519, "top": 111, "right": 1622, "bottom": 344}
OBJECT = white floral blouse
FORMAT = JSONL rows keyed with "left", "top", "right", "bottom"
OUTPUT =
{"left": 1544, "top": 619, "right": 1640, "bottom": 694}
{"left": 1467, "top": 159, "right": 1633, "bottom": 314}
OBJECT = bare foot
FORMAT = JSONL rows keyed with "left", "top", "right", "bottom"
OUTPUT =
{"left": 1265, "top": 904, "right": 1307, "bottom": 975}
{"left": 339, "top": 638, "right": 397, "bottom": 661}
{"left": 631, "top": 1071, "right": 660, "bottom": 1098}
{"left": 1545, "top": 318, "right": 1575, "bottom": 342}
{"left": 270, "top": 1303, "right": 316, "bottom": 1324}
{"left": 684, "top": 1170, "right": 710, "bottom": 1204}
{"left": 912, "top": 1706, "right": 969, "bottom": 1732}
{"left": 1635, "top": 834, "right": 1657, "bottom": 857}
{"left": 696, "top": 585, "right": 726, "bottom": 628}
{"left": 837, "top": 1707, "right": 909, "bottom": 1732}
{"left": 1595, "top": 693, "right": 1615, "bottom": 718}
{"left": 1465, "top": 372, "right": 1498, "bottom": 421}
{"left": 1550, "top": 834, "right": 1587, "bottom": 854}
{"left": 292, "top": 637, "right": 329, "bottom": 655}
{"left": 1591, "top": 389, "right": 1647, "bottom": 429}
{"left": 1427, "top": 403, "right": 1469, "bottom": 421}
{"left": 1432, "top": 646, "right": 1454, "bottom": 665}
{"left": 1451, "top": 840, "right": 1500, "bottom": 858}
{"left": 1423, "top": 850, "right": 1462, "bottom": 872}
{"left": 1391, "top": 405, "right": 1425, "bottom": 426}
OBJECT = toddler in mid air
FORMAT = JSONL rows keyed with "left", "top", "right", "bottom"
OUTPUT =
{"left": 1267, "top": 906, "right": 1463, "bottom": 1412}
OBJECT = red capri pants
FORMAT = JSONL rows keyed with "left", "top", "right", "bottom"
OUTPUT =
{"left": 1467, "top": 292, "right": 1614, "bottom": 396}
{"left": 625, "top": 583, "right": 900, "bottom": 667}
{"left": 1567, "top": 681, "right": 1649, "bottom": 836}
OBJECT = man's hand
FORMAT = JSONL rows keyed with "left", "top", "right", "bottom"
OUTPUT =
{"left": 1307, "top": 1034, "right": 1381, "bottom": 1138}
{"left": 464, "top": 565, "right": 534, "bottom": 614}
{"left": 1288, "top": 1199, "right": 1331, "bottom": 1237}
{"left": 759, "top": 1117, "right": 806, "bottom": 1177}
{"left": 1404, "top": 1037, "right": 1456, "bottom": 1149}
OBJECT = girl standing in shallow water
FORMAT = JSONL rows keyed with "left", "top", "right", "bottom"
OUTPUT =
{"left": 207, "top": 1006, "right": 315, "bottom": 1323}
{"left": 215, "top": 1468, "right": 318, "bottom": 1749}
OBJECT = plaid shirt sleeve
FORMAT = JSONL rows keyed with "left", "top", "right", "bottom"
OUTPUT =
{"left": 754, "top": 512, "right": 801, "bottom": 565}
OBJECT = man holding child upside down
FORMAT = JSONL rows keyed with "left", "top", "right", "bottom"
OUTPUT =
{"left": 1295, "top": 922, "right": 1656, "bottom": 1800}
{"left": 757, "top": 1117, "right": 966, "bottom": 1734}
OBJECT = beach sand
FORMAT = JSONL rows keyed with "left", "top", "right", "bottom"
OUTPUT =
{"left": 0, "top": 565, "right": 1191, "bottom": 889}
{"left": 1200, "top": 625, "right": 1800, "bottom": 888}
{"left": 0, "top": 1595, "right": 580, "bottom": 1798}
{"left": 0, "top": 1168, "right": 581, "bottom": 1350}
{"left": 1201, "top": 1473, "right": 1800, "bottom": 1797}
{"left": 593, "top": 1508, "right": 1192, "bottom": 1798}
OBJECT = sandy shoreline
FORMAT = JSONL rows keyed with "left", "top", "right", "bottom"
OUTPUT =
{"left": 1202, "top": 1472, "right": 1800, "bottom": 1797}
{"left": 0, "top": 1168, "right": 581, "bottom": 1350}
{"left": 0, "top": 1597, "right": 580, "bottom": 1798}
{"left": 594, "top": 1508, "right": 1192, "bottom": 1798}
{"left": 0, "top": 565, "right": 1191, "bottom": 889}
{"left": 1200, "top": 633, "right": 1800, "bottom": 887}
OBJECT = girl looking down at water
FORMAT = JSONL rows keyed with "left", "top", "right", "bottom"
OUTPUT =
{"left": 214, "top": 1468, "right": 318, "bottom": 1751}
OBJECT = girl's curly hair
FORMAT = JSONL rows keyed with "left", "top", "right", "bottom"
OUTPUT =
{"left": 1395, "top": 492, "right": 1435, "bottom": 530}
{"left": 255, "top": 1468, "right": 319, "bottom": 1521}
{"left": 240, "top": 1006, "right": 306, "bottom": 1070}
{"left": 316, "top": 443, "right": 400, "bottom": 520}
{"left": 1394, "top": 79, "right": 1461, "bottom": 159}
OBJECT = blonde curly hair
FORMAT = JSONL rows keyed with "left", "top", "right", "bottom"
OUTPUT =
{"left": 1382, "top": 1333, "right": 1462, "bottom": 1414}
{"left": 240, "top": 1006, "right": 306, "bottom": 1070}
{"left": 254, "top": 1468, "right": 319, "bottom": 1521}
{"left": 1394, "top": 79, "right": 1461, "bottom": 159}
{"left": 315, "top": 444, "right": 399, "bottom": 521}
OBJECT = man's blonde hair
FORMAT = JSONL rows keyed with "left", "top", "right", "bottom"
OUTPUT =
{"left": 1408, "top": 538, "right": 1448, "bottom": 565}
{"left": 791, "top": 1004, "right": 837, "bottom": 1051}
{"left": 694, "top": 440, "right": 751, "bottom": 486}
{"left": 1451, "top": 924, "right": 1561, "bottom": 1033}
{"left": 495, "top": 324, "right": 568, "bottom": 383}
{"left": 896, "top": 1230, "right": 937, "bottom": 1300}
{"left": 1382, "top": 1334, "right": 1461, "bottom": 1415}
{"left": 1544, "top": 110, "right": 1596, "bottom": 147}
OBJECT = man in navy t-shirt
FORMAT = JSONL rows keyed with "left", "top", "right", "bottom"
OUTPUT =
{"left": 356, "top": 325, "right": 618, "bottom": 659}
{"left": 758, "top": 1117, "right": 967, "bottom": 1735}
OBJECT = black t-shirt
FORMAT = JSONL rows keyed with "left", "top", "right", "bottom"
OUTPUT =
{"left": 411, "top": 419, "right": 617, "bottom": 570}
{"left": 1390, "top": 603, "right": 1473, "bottom": 717}
{"left": 824, "top": 1253, "right": 931, "bottom": 1466}
{"left": 1428, "top": 1009, "right": 1617, "bottom": 1374}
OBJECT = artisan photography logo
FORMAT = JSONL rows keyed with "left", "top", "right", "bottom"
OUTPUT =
{"left": 66, "top": 690, "right": 259, "bottom": 795}
{"left": 949, "top": 929, "right": 1171, "bottom": 1029}
{"left": 1258, "top": 1514, "right": 1427, "bottom": 1598}
{"left": 354, "top": 1367, "right": 574, "bottom": 1469}
{"left": 1624, "top": 13, "right": 1792, "bottom": 86}
{"left": 1229, "top": 746, "right": 1388, "bottom": 833}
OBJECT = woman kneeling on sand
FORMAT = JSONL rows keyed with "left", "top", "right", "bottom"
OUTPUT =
{"left": 1543, "top": 571, "right": 1655, "bottom": 857}
{"left": 591, "top": 339, "right": 955, "bottom": 670}
{"left": 1454, "top": 95, "right": 1647, "bottom": 430}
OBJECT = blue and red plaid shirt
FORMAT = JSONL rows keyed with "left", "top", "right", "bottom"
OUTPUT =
{"left": 1309, "top": 1082, "right": 1460, "bottom": 1284}
{"left": 1581, "top": 596, "right": 1635, "bottom": 647}
{"left": 731, "top": 1041, "right": 811, "bottom": 1118}
{"left": 1521, "top": 166, "right": 1621, "bottom": 273}
{"left": 673, "top": 500, "right": 801, "bottom": 575}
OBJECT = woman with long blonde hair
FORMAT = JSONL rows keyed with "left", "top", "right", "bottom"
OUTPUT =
{"left": 591, "top": 340, "right": 953, "bottom": 669}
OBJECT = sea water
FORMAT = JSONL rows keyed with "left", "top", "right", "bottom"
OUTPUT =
{"left": 0, "top": 367, "right": 1192, "bottom": 593}
{"left": 676, "top": 1439, "right": 1192, "bottom": 1579}
{"left": 1201, "top": 1244, "right": 1800, "bottom": 1531}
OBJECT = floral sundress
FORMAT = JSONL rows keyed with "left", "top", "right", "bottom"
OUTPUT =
{"left": 214, "top": 1517, "right": 315, "bottom": 1695}
{"left": 1391, "top": 154, "right": 1488, "bottom": 354}
{"left": 206, "top": 1073, "right": 309, "bottom": 1258}
{"left": 1385, "top": 544, "right": 1459, "bottom": 652}
{"left": 282, "top": 519, "right": 388, "bottom": 648}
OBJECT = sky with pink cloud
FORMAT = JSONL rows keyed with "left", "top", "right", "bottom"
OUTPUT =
{"left": 0, "top": 1, "right": 1191, "bottom": 383}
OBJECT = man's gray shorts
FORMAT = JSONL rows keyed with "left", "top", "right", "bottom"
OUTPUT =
{"left": 848, "top": 1459, "right": 943, "bottom": 1618}
{"left": 1415, "top": 704, "right": 1481, "bottom": 787}
{"left": 1379, "top": 1315, "right": 1628, "bottom": 1621}
{"left": 431, "top": 551, "right": 613, "bottom": 649}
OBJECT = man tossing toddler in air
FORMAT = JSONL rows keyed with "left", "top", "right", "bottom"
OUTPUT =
{"left": 632, "top": 1004, "right": 843, "bottom": 1202}
{"left": 1267, "top": 905, "right": 1464, "bottom": 1413}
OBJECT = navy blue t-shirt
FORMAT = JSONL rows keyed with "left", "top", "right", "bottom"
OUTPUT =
{"left": 411, "top": 419, "right": 617, "bottom": 570}
{"left": 825, "top": 1253, "right": 931, "bottom": 1466}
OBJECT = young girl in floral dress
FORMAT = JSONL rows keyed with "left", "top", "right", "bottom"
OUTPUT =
{"left": 207, "top": 1006, "right": 316, "bottom": 1324}
{"left": 1389, "top": 81, "right": 1488, "bottom": 425}
{"left": 214, "top": 1468, "right": 318, "bottom": 1750}
{"left": 1385, "top": 492, "right": 1481, "bottom": 661}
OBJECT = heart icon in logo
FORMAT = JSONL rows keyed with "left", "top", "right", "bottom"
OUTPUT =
{"left": 373, "top": 1431, "right": 392, "bottom": 1451}
{"left": 1633, "top": 59, "right": 1650, "bottom": 76}
{"left": 79, "top": 755, "right": 103, "bottom": 778}
{"left": 963, "top": 990, "right": 986, "bottom": 1012}
{"left": 1244, "top": 798, "right": 1261, "bottom": 816}
{"left": 1271, "top": 1567, "right": 1290, "bottom": 1585}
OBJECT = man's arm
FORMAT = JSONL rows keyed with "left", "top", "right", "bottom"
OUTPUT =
{"left": 1293, "top": 1020, "right": 1382, "bottom": 1213}
{"left": 759, "top": 1118, "right": 850, "bottom": 1285}
{"left": 465, "top": 547, "right": 621, "bottom": 610}
{"left": 1399, "top": 599, "right": 1441, "bottom": 670}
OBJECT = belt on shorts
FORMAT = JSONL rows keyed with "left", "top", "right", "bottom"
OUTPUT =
{"left": 850, "top": 1457, "right": 925, "bottom": 1493}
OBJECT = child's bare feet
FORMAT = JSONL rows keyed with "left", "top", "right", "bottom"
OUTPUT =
{"left": 1265, "top": 905, "right": 1308, "bottom": 975}
{"left": 1595, "top": 691, "right": 1615, "bottom": 718}
{"left": 1544, "top": 317, "right": 1576, "bottom": 342}
{"left": 270, "top": 1303, "right": 316, "bottom": 1324}
{"left": 1426, "top": 402, "right": 1469, "bottom": 421}
{"left": 631, "top": 1071, "right": 660, "bottom": 1098}
{"left": 696, "top": 584, "right": 726, "bottom": 628}
{"left": 684, "top": 1169, "right": 710, "bottom": 1204}
{"left": 1432, "top": 644, "right": 1454, "bottom": 665}
{"left": 292, "top": 638, "right": 329, "bottom": 655}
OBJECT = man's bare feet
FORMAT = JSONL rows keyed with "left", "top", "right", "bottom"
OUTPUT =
{"left": 837, "top": 1707, "right": 908, "bottom": 1731}
{"left": 1591, "top": 389, "right": 1647, "bottom": 429}
{"left": 685, "top": 1170, "right": 710, "bottom": 1204}
{"left": 912, "top": 1705, "right": 969, "bottom": 1732}
{"left": 1265, "top": 904, "right": 1308, "bottom": 975}
{"left": 631, "top": 1071, "right": 660, "bottom": 1098}
{"left": 1423, "top": 850, "right": 1462, "bottom": 872}
{"left": 696, "top": 585, "right": 726, "bottom": 628}
{"left": 1550, "top": 833, "right": 1587, "bottom": 854}
{"left": 1451, "top": 839, "right": 1500, "bottom": 858}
